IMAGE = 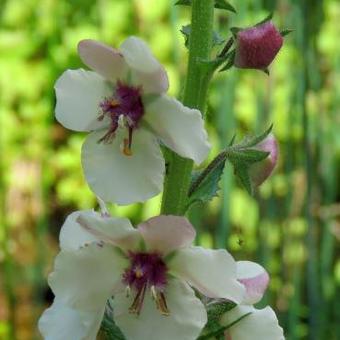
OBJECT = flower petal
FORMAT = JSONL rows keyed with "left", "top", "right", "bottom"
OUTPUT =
{"left": 237, "top": 261, "right": 269, "bottom": 305}
{"left": 138, "top": 215, "right": 196, "bottom": 255}
{"left": 144, "top": 95, "right": 210, "bottom": 164}
{"left": 120, "top": 36, "right": 168, "bottom": 94}
{"left": 113, "top": 279, "right": 207, "bottom": 340}
{"left": 59, "top": 210, "right": 99, "bottom": 251}
{"left": 76, "top": 210, "right": 141, "bottom": 252}
{"left": 49, "top": 243, "right": 127, "bottom": 311}
{"left": 38, "top": 299, "right": 104, "bottom": 340}
{"left": 78, "top": 39, "right": 128, "bottom": 82}
{"left": 55, "top": 69, "right": 111, "bottom": 131}
{"left": 81, "top": 128, "right": 164, "bottom": 205}
{"left": 170, "top": 247, "right": 244, "bottom": 303}
{"left": 222, "top": 305, "right": 285, "bottom": 340}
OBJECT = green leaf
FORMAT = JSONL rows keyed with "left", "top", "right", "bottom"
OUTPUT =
{"left": 188, "top": 152, "right": 227, "bottom": 208}
{"left": 100, "top": 308, "right": 126, "bottom": 340}
{"left": 232, "top": 161, "right": 253, "bottom": 194}
{"left": 181, "top": 24, "right": 225, "bottom": 49}
{"left": 280, "top": 28, "right": 294, "bottom": 37}
{"left": 214, "top": 0, "right": 236, "bottom": 12}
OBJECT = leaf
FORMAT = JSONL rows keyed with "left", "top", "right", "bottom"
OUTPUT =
{"left": 188, "top": 152, "right": 227, "bottom": 208}
{"left": 181, "top": 24, "right": 225, "bottom": 49}
{"left": 214, "top": 0, "right": 236, "bottom": 13}
{"left": 232, "top": 161, "right": 253, "bottom": 194}
{"left": 100, "top": 310, "right": 126, "bottom": 340}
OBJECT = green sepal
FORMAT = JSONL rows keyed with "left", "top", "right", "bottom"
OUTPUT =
{"left": 230, "top": 26, "right": 242, "bottom": 38}
{"left": 280, "top": 28, "right": 294, "bottom": 37}
{"left": 214, "top": 0, "right": 236, "bottom": 13}
{"left": 255, "top": 12, "right": 273, "bottom": 26}
{"left": 176, "top": 0, "right": 236, "bottom": 13}
{"left": 198, "top": 311, "right": 252, "bottom": 339}
{"left": 207, "top": 300, "right": 237, "bottom": 323}
{"left": 100, "top": 303, "right": 126, "bottom": 340}
{"left": 238, "top": 124, "right": 273, "bottom": 148}
{"left": 219, "top": 49, "right": 235, "bottom": 72}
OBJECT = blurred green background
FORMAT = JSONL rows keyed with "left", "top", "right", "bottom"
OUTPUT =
{"left": 0, "top": 0, "right": 339, "bottom": 339}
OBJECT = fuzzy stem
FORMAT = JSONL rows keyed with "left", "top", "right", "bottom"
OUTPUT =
{"left": 160, "top": 0, "right": 214, "bottom": 215}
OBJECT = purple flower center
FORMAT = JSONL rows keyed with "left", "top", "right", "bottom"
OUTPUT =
{"left": 98, "top": 81, "right": 144, "bottom": 156}
{"left": 122, "top": 252, "right": 170, "bottom": 316}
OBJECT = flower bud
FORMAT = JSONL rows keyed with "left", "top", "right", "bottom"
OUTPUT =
{"left": 234, "top": 21, "right": 283, "bottom": 70}
{"left": 249, "top": 134, "right": 278, "bottom": 186}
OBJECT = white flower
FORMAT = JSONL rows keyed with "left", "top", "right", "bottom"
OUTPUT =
{"left": 39, "top": 211, "right": 245, "bottom": 340}
{"left": 55, "top": 37, "right": 210, "bottom": 205}
{"left": 221, "top": 261, "right": 284, "bottom": 340}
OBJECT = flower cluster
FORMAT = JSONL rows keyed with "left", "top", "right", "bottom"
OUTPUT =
{"left": 39, "top": 31, "right": 284, "bottom": 340}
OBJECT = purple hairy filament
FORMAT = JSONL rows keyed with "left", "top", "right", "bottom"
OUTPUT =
{"left": 122, "top": 252, "right": 170, "bottom": 316}
{"left": 98, "top": 81, "right": 144, "bottom": 156}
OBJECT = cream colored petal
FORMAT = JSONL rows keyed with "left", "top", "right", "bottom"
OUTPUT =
{"left": 170, "top": 247, "right": 244, "bottom": 303}
{"left": 55, "top": 69, "right": 111, "bottom": 132}
{"left": 49, "top": 243, "right": 127, "bottom": 311}
{"left": 38, "top": 299, "right": 104, "bottom": 340}
{"left": 120, "top": 36, "right": 168, "bottom": 94}
{"left": 81, "top": 128, "right": 164, "bottom": 205}
{"left": 144, "top": 95, "right": 210, "bottom": 164}
{"left": 113, "top": 279, "right": 207, "bottom": 340}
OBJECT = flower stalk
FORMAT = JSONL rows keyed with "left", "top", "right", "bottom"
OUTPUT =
{"left": 161, "top": 0, "right": 215, "bottom": 215}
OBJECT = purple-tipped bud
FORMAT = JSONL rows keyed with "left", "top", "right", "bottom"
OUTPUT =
{"left": 234, "top": 21, "right": 283, "bottom": 70}
{"left": 249, "top": 134, "right": 278, "bottom": 186}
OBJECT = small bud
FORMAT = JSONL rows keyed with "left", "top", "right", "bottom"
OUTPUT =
{"left": 234, "top": 21, "right": 283, "bottom": 70}
{"left": 249, "top": 134, "right": 278, "bottom": 186}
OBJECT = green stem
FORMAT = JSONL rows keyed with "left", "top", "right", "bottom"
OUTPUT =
{"left": 161, "top": 0, "right": 214, "bottom": 215}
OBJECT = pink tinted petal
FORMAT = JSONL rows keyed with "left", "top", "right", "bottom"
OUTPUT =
{"left": 170, "top": 247, "right": 245, "bottom": 303}
{"left": 222, "top": 305, "right": 285, "bottom": 340}
{"left": 78, "top": 39, "right": 128, "bottom": 81}
{"left": 237, "top": 261, "right": 269, "bottom": 305}
{"left": 120, "top": 36, "right": 169, "bottom": 94}
{"left": 137, "top": 215, "right": 196, "bottom": 255}
{"left": 76, "top": 210, "right": 141, "bottom": 252}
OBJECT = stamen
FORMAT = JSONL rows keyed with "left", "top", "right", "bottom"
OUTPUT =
{"left": 125, "top": 285, "right": 131, "bottom": 298}
{"left": 129, "top": 284, "right": 147, "bottom": 315}
{"left": 155, "top": 291, "right": 170, "bottom": 316}
{"left": 122, "top": 138, "right": 133, "bottom": 156}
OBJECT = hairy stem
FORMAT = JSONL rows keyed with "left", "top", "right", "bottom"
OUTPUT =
{"left": 161, "top": 0, "right": 214, "bottom": 215}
